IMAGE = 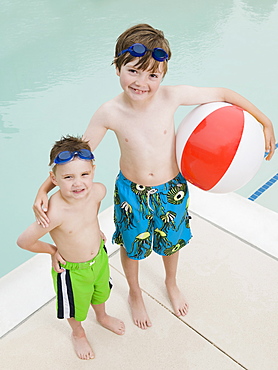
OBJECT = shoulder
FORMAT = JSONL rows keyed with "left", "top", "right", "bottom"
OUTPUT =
{"left": 154, "top": 85, "right": 187, "bottom": 108}
{"left": 47, "top": 192, "right": 64, "bottom": 226}
{"left": 160, "top": 84, "right": 213, "bottom": 106}
{"left": 91, "top": 95, "right": 123, "bottom": 126}
{"left": 92, "top": 182, "right": 107, "bottom": 201}
{"left": 160, "top": 84, "right": 193, "bottom": 97}
{"left": 158, "top": 85, "right": 186, "bottom": 101}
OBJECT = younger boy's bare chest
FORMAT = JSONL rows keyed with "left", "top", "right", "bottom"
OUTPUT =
{"left": 55, "top": 201, "right": 97, "bottom": 236}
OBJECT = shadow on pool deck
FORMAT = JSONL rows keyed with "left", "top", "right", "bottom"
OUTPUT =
{"left": 1, "top": 210, "right": 277, "bottom": 370}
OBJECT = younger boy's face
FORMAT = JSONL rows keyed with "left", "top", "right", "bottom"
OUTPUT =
{"left": 116, "top": 59, "right": 164, "bottom": 101}
{"left": 50, "top": 158, "right": 95, "bottom": 201}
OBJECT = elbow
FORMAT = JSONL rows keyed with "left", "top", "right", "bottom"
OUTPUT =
{"left": 17, "top": 235, "right": 27, "bottom": 250}
{"left": 220, "top": 87, "right": 233, "bottom": 102}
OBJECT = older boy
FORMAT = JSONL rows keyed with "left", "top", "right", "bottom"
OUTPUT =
{"left": 18, "top": 136, "right": 125, "bottom": 360}
{"left": 33, "top": 24, "right": 276, "bottom": 330}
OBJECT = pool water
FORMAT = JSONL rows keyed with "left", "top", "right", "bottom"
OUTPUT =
{"left": 1, "top": 0, "right": 277, "bottom": 278}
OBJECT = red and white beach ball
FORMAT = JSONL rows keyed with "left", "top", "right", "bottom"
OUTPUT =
{"left": 176, "top": 102, "right": 265, "bottom": 193}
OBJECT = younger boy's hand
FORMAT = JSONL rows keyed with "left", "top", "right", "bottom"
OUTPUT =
{"left": 100, "top": 230, "right": 107, "bottom": 243}
{"left": 51, "top": 250, "right": 66, "bottom": 273}
{"left": 33, "top": 192, "right": 50, "bottom": 228}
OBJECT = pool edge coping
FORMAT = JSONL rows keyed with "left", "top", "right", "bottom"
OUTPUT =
{"left": 1, "top": 189, "right": 277, "bottom": 338}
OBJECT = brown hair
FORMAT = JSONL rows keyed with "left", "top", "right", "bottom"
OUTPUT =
{"left": 113, "top": 24, "right": 171, "bottom": 76}
{"left": 49, "top": 135, "right": 92, "bottom": 170}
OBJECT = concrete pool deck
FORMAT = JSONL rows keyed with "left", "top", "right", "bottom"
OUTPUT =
{"left": 1, "top": 186, "right": 278, "bottom": 369}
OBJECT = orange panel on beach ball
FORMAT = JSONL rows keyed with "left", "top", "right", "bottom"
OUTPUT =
{"left": 176, "top": 102, "right": 265, "bottom": 193}
{"left": 181, "top": 106, "right": 244, "bottom": 190}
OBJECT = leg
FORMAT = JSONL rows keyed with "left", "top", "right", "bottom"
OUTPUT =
{"left": 162, "top": 251, "right": 188, "bottom": 316}
{"left": 120, "top": 246, "right": 152, "bottom": 329}
{"left": 92, "top": 302, "right": 125, "bottom": 335}
{"left": 67, "top": 318, "right": 94, "bottom": 360}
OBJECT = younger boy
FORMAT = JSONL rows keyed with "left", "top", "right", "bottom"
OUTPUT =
{"left": 33, "top": 24, "right": 276, "bottom": 330}
{"left": 17, "top": 136, "right": 125, "bottom": 360}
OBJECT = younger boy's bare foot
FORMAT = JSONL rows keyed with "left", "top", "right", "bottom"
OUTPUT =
{"left": 71, "top": 332, "right": 95, "bottom": 360}
{"left": 97, "top": 314, "right": 125, "bottom": 335}
{"left": 128, "top": 290, "right": 152, "bottom": 330}
{"left": 166, "top": 282, "right": 188, "bottom": 316}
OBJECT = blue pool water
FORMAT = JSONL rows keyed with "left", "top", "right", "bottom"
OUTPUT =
{"left": 1, "top": 0, "right": 277, "bottom": 278}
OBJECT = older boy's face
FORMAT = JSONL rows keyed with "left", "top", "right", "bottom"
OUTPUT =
{"left": 116, "top": 59, "right": 164, "bottom": 101}
{"left": 51, "top": 158, "right": 95, "bottom": 200}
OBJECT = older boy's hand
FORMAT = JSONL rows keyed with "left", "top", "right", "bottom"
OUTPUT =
{"left": 263, "top": 125, "right": 276, "bottom": 160}
{"left": 33, "top": 192, "right": 50, "bottom": 228}
{"left": 51, "top": 250, "right": 66, "bottom": 273}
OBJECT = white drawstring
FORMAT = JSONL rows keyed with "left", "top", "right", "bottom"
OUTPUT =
{"left": 147, "top": 188, "right": 157, "bottom": 211}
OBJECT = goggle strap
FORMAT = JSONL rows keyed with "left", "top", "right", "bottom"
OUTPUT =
{"left": 117, "top": 43, "right": 168, "bottom": 62}
{"left": 52, "top": 150, "right": 94, "bottom": 166}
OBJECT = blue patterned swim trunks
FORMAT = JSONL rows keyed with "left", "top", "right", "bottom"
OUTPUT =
{"left": 112, "top": 171, "right": 192, "bottom": 260}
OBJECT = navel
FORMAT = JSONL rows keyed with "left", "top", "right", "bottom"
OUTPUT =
{"left": 164, "top": 130, "right": 167, "bottom": 135}
{"left": 125, "top": 138, "right": 129, "bottom": 142}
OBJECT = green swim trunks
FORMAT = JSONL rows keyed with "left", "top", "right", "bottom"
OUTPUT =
{"left": 51, "top": 240, "right": 112, "bottom": 321}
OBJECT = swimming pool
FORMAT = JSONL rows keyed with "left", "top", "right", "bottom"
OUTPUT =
{"left": 1, "top": 0, "right": 277, "bottom": 278}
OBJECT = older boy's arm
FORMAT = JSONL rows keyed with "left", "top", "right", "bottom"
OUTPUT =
{"left": 176, "top": 85, "right": 276, "bottom": 160}
{"left": 83, "top": 106, "right": 108, "bottom": 151}
{"left": 33, "top": 176, "right": 56, "bottom": 228}
{"left": 219, "top": 88, "right": 276, "bottom": 160}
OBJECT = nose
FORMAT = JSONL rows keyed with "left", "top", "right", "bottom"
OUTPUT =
{"left": 135, "top": 73, "right": 147, "bottom": 86}
{"left": 73, "top": 177, "right": 82, "bottom": 186}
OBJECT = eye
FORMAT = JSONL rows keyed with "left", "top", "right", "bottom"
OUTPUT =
{"left": 150, "top": 73, "right": 159, "bottom": 78}
{"left": 64, "top": 175, "right": 72, "bottom": 179}
{"left": 82, "top": 172, "right": 90, "bottom": 176}
{"left": 128, "top": 68, "right": 137, "bottom": 74}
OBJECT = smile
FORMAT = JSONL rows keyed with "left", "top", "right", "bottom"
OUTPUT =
{"left": 72, "top": 189, "right": 85, "bottom": 194}
{"left": 130, "top": 87, "right": 148, "bottom": 94}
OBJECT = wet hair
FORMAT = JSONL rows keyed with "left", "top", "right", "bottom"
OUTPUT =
{"left": 49, "top": 135, "right": 92, "bottom": 170}
{"left": 113, "top": 24, "right": 171, "bottom": 76}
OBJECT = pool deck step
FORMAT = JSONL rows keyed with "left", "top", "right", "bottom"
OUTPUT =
{"left": 1, "top": 211, "right": 277, "bottom": 370}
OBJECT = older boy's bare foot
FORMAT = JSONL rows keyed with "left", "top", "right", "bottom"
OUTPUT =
{"left": 97, "top": 314, "right": 125, "bottom": 335}
{"left": 166, "top": 282, "right": 188, "bottom": 316}
{"left": 128, "top": 290, "right": 152, "bottom": 330}
{"left": 71, "top": 332, "right": 95, "bottom": 360}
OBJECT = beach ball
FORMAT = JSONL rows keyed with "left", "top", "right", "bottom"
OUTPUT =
{"left": 176, "top": 102, "right": 265, "bottom": 193}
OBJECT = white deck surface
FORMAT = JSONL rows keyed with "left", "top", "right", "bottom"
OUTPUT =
{"left": 1, "top": 187, "right": 277, "bottom": 369}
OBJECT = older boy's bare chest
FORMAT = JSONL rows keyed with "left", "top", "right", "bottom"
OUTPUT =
{"left": 118, "top": 104, "right": 174, "bottom": 139}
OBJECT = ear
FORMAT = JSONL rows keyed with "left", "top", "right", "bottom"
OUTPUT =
{"left": 116, "top": 67, "right": 120, "bottom": 76}
{"left": 49, "top": 171, "right": 58, "bottom": 186}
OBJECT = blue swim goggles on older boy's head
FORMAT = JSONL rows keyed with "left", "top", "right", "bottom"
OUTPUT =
{"left": 53, "top": 149, "right": 94, "bottom": 165}
{"left": 118, "top": 43, "right": 168, "bottom": 62}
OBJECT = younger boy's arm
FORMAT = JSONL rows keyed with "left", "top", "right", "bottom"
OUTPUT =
{"left": 173, "top": 85, "right": 276, "bottom": 160}
{"left": 17, "top": 221, "right": 65, "bottom": 273}
{"left": 51, "top": 249, "right": 66, "bottom": 273}
{"left": 17, "top": 222, "right": 57, "bottom": 255}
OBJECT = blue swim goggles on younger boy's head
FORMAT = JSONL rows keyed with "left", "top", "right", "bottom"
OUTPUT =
{"left": 53, "top": 149, "right": 94, "bottom": 166}
{"left": 117, "top": 43, "right": 168, "bottom": 62}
